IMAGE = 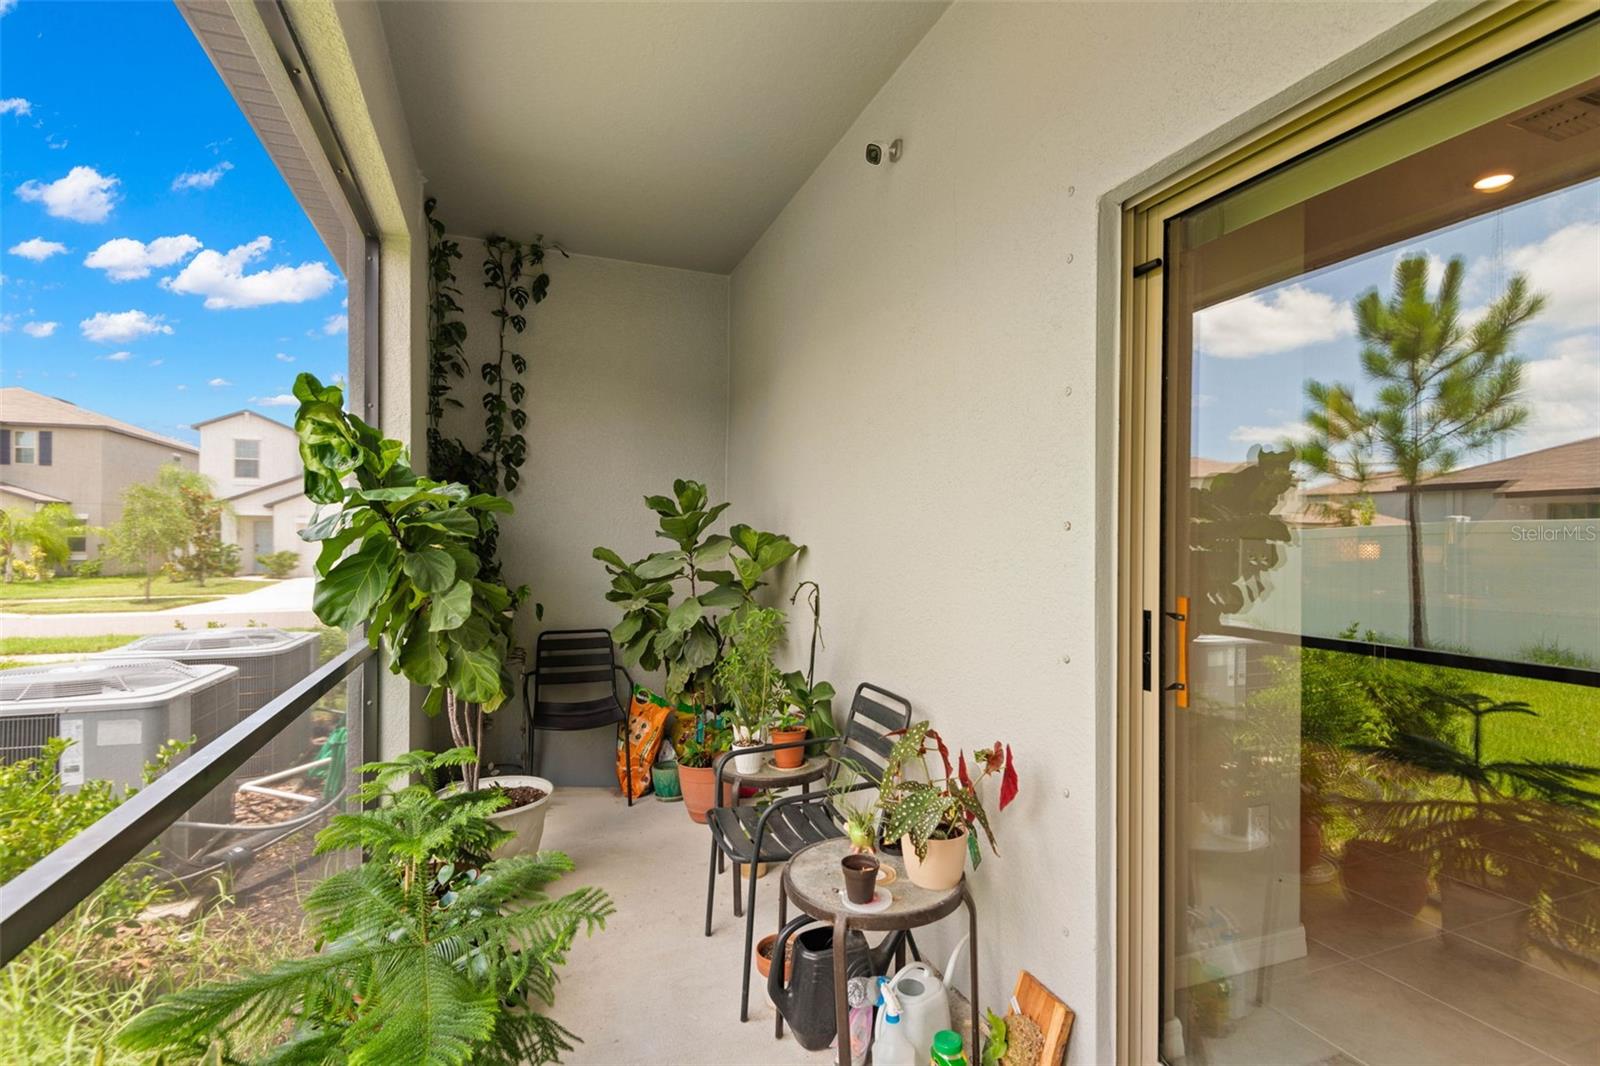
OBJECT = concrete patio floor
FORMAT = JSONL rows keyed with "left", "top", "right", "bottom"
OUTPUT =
{"left": 540, "top": 786, "right": 851, "bottom": 1066}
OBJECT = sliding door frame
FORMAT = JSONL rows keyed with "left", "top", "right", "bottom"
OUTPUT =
{"left": 1114, "top": 3, "right": 1600, "bottom": 1061}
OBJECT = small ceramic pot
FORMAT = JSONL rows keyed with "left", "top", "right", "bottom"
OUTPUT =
{"left": 732, "top": 741, "right": 765, "bottom": 776}
{"left": 901, "top": 826, "right": 967, "bottom": 890}
{"left": 770, "top": 726, "right": 808, "bottom": 769}
{"left": 651, "top": 763, "right": 682, "bottom": 801}
{"left": 841, "top": 853, "right": 881, "bottom": 904}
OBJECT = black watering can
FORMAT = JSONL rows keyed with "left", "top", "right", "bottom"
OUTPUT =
{"left": 767, "top": 915, "right": 874, "bottom": 1051}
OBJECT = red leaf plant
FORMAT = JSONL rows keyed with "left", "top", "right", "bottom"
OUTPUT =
{"left": 878, "top": 722, "right": 1021, "bottom": 866}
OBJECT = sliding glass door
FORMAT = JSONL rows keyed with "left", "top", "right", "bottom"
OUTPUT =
{"left": 1159, "top": 20, "right": 1600, "bottom": 1066}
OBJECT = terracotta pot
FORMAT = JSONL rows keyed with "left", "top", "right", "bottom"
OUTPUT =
{"left": 755, "top": 932, "right": 793, "bottom": 982}
{"left": 770, "top": 727, "right": 808, "bottom": 768}
{"left": 901, "top": 826, "right": 968, "bottom": 890}
{"left": 1340, "top": 838, "right": 1429, "bottom": 917}
{"left": 1299, "top": 815, "right": 1325, "bottom": 875}
{"left": 678, "top": 763, "right": 733, "bottom": 824}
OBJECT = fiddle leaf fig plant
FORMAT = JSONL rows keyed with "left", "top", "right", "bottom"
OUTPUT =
{"left": 294, "top": 372, "right": 530, "bottom": 789}
{"left": 594, "top": 478, "right": 801, "bottom": 709}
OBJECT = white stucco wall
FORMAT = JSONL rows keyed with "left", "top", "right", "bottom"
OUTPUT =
{"left": 725, "top": 2, "right": 1439, "bottom": 1058}
{"left": 439, "top": 244, "right": 731, "bottom": 780}
{"left": 198, "top": 412, "right": 300, "bottom": 500}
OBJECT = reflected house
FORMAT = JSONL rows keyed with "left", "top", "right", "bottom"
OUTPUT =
{"left": 1305, "top": 435, "right": 1600, "bottom": 523}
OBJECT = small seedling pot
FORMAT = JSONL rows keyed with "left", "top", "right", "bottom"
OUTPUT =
{"left": 841, "top": 853, "right": 881, "bottom": 904}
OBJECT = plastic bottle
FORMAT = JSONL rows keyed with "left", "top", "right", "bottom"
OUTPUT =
{"left": 847, "top": 976, "right": 873, "bottom": 1066}
{"left": 930, "top": 1028, "right": 968, "bottom": 1066}
{"left": 872, "top": 986, "right": 917, "bottom": 1066}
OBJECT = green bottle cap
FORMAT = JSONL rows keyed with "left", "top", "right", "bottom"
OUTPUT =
{"left": 932, "top": 1029, "right": 965, "bottom": 1060}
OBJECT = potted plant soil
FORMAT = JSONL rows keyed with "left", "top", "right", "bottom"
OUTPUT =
{"left": 878, "top": 723, "right": 1020, "bottom": 891}
{"left": 676, "top": 721, "right": 733, "bottom": 823}
{"left": 480, "top": 774, "right": 555, "bottom": 855}
{"left": 756, "top": 932, "right": 793, "bottom": 982}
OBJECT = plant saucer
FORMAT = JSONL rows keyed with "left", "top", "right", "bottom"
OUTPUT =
{"left": 838, "top": 887, "right": 892, "bottom": 914}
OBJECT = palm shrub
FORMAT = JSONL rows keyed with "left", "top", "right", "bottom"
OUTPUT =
{"left": 119, "top": 748, "right": 613, "bottom": 1065}
{"left": 293, "top": 372, "right": 530, "bottom": 790}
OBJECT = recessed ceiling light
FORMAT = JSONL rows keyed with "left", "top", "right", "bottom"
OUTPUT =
{"left": 1473, "top": 172, "right": 1515, "bottom": 192}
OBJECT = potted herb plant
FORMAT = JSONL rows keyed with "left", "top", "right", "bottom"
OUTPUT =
{"left": 119, "top": 748, "right": 612, "bottom": 1065}
{"left": 879, "top": 722, "right": 1021, "bottom": 890}
{"left": 676, "top": 719, "right": 734, "bottom": 824}
{"left": 291, "top": 373, "right": 548, "bottom": 853}
{"left": 715, "top": 605, "right": 787, "bottom": 774}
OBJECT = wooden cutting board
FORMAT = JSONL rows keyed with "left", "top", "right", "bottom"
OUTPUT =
{"left": 1011, "top": 969, "right": 1074, "bottom": 1066}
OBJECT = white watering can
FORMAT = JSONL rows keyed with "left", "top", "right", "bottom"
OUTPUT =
{"left": 874, "top": 935, "right": 969, "bottom": 1060}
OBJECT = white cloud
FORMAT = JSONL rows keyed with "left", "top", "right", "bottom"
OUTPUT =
{"left": 8, "top": 237, "right": 66, "bottom": 261}
{"left": 176, "top": 384, "right": 188, "bottom": 391}
{"left": 101, "top": 351, "right": 134, "bottom": 362}
{"left": 80, "top": 309, "right": 172, "bottom": 343}
{"left": 84, "top": 235, "right": 202, "bottom": 281}
{"left": 208, "top": 377, "right": 232, "bottom": 388}
{"left": 163, "top": 236, "right": 337, "bottom": 309}
{"left": 0, "top": 314, "right": 13, "bottom": 333}
{"left": 251, "top": 394, "right": 298, "bottom": 407}
{"left": 275, "top": 352, "right": 295, "bottom": 363}
{"left": 1518, "top": 332, "right": 1600, "bottom": 454}
{"left": 1229, "top": 421, "right": 1308, "bottom": 447}
{"left": 0, "top": 1, "right": 16, "bottom": 17}
{"left": 1195, "top": 284, "right": 1353, "bottom": 359}
{"left": 21, "top": 321, "right": 57, "bottom": 338}
{"left": 171, "top": 161, "right": 234, "bottom": 192}
{"left": 0, "top": 98, "right": 29, "bottom": 116}
{"left": 15, "top": 166, "right": 119, "bottom": 223}
{"left": 148, "top": 358, "right": 163, "bottom": 367}
{"left": 1509, "top": 220, "right": 1600, "bottom": 331}
{"left": 322, "top": 313, "right": 348, "bottom": 335}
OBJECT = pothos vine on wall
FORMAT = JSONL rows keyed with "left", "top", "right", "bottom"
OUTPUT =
{"left": 481, "top": 234, "right": 555, "bottom": 494}
{"left": 424, "top": 201, "right": 564, "bottom": 578}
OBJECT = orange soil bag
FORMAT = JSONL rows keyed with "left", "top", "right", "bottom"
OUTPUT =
{"left": 616, "top": 688, "right": 671, "bottom": 800}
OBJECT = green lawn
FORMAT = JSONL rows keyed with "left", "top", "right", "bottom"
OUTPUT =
{"left": 0, "top": 576, "right": 275, "bottom": 602}
{"left": 0, "top": 634, "right": 140, "bottom": 656}
{"left": 1, "top": 597, "right": 222, "bottom": 615}
{"left": 1470, "top": 671, "right": 1600, "bottom": 767}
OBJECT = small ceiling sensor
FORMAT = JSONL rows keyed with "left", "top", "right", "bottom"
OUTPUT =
{"left": 866, "top": 139, "right": 902, "bottom": 166}
{"left": 1472, "top": 172, "right": 1515, "bottom": 192}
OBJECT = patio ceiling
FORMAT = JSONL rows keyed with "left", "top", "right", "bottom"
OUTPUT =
{"left": 379, "top": 1, "right": 949, "bottom": 273}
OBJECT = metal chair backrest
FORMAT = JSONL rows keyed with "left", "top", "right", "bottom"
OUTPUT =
{"left": 834, "top": 682, "right": 913, "bottom": 785}
{"left": 528, "top": 629, "right": 627, "bottom": 722}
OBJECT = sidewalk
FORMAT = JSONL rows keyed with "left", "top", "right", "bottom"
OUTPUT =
{"left": 0, "top": 579, "right": 317, "bottom": 638}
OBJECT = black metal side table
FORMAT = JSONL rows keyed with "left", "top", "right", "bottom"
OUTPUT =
{"left": 781, "top": 837, "right": 979, "bottom": 1066}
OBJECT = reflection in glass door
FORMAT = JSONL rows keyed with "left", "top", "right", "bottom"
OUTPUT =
{"left": 1161, "top": 22, "right": 1600, "bottom": 1066}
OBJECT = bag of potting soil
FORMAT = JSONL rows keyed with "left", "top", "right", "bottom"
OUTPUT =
{"left": 616, "top": 687, "right": 671, "bottom": 800}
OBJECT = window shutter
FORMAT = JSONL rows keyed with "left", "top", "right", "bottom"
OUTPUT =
{"left": 0, "top": 429, "right": 9, "bottom": 465}
{"left": 38, "top": 431, "right": 52, "bottom": 467}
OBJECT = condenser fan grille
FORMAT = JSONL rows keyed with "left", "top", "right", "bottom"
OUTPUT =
{"left": 121, "top": 628, "right": 297, "bottom": 654}
{"left": 0, "top": 661, "right": 212, "bottom": 703}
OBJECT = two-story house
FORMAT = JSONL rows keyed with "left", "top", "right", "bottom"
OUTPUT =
{"left": 0, "top": 387, "right": 199, "bottom": 566}
{"left": 192, "top": 410, "right": 315, "bottom": 576}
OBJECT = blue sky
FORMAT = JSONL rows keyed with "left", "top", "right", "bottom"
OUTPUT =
{"left": 1, "top": 0, "right": 347, "bottom": 443}
{"left": 1192, "top": 179, "right": 1600, "bottom": 465}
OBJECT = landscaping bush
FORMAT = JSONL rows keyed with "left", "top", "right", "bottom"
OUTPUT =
{"left": 1521, "top": 636, "right": 1598, "bottom": 671}
{"left": 255, "top": 550, "right": 300, "bottom": 579}
{"left": 72, "top": 557, "right": 104, "bottom": 578}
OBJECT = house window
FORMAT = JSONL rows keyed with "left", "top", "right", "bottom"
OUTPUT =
{"left": 234, "top": 439, "right": 260, "bottom": 479}
{"left": 67, "top": 514, "right": 88, "bottom": 558}
{"left": 13, "top": 431, "right": 36, "bottom": 464}
{"left": 1549, "top": 502, "right": 1600, "bottom": 520}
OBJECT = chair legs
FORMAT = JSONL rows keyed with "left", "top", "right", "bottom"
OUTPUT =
{"left": 704, "top": 834, "right": 720, "bottom": 937}
{"left": 738, "top": 848, "right": 764, "bottom": 1022}
{"left": 732, "top": 862, "right": 743, "bottom": 917}
{"left": 774, "top": 880, "right": 788, "bottom": 1039}
{"left": 619, "top": 721, "right": 633, "bottom": 807}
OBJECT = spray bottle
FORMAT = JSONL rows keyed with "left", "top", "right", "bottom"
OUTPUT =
{"left": 872, "top": 985, "right": 917, "bottom": 1066}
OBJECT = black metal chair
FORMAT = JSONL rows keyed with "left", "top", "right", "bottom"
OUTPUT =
{"left": 521, "top": 629, "right": 636, "bottom": 807}
{"left": 703, "top": 682, "right": 914, "bottom": 1021}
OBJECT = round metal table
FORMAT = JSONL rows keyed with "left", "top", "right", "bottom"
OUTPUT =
{"left": 720, "top": 753, "right": 831, "bottom": 790}
{"left": 781, "top": 837, "right": 978, "bottom": 1066}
